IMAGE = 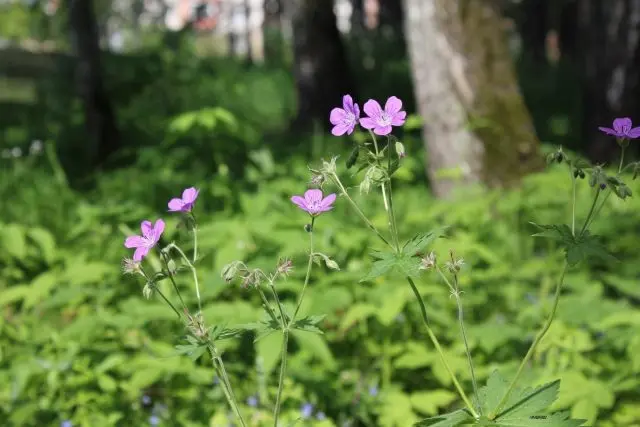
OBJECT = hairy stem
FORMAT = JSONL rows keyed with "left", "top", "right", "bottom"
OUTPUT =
{"left": 154, "top": 285, "right": 182, "bottom": 319}
{"left": 579, "top": 187, "right": 601, "bottom": 237}
{"left": 160, "top": 253, "right": 188, "bottom": 313}
{"left": 435, "top": 265, "right": 481, "bottom": 414}
{"left": 273, "top": 329, "right": 289, "bottom": 426}
{"left": 407, "top": 277, "right": 480, "bottom": 418}
{"left": 208, "top": 344, "right": 247, "bottom": 427}
{"left": 172, "top": 244, "right": 202, "bottom": 313}
{"left": 489, "top": 262, "right": 568, "bottom": 419}
{"left": 329, "top": 173, "right": 393, "bottom": 249}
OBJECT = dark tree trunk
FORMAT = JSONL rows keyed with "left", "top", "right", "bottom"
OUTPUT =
{"left": 379, "top": 0, "right": 404, "bottom": 29}
{"left": 291, "top": 0, "right": 353, "bottom": 130}
{"left": 516, "top": 0, "right": 549, "bottom": 63}
{"left": 67, "top": 0, "right": 120, "bottom": 166}
{"left": 404, "top": 0, "right": 543, "bottom": 197}
{"left": 578, "top": 0, "right": 640, "bottom": 163}
{"left": 350, "top": 0, "right": 365, "bottom": 33}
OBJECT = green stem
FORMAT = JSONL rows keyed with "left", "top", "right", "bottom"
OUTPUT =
{"left": 160, "top": 254, "right": 188, "bottom": 313}
{"left": 329, "top": 173, "right": 393, "bottom": 249}
{"left": 406, "top": 277, "right": 479, "bottom": 418}
{"left": 273, "top": 329, "right": 289, "bottom": 426}
{"left": 193, "top": 225, "right": 199, "bottom": 264}
{"left": 569, "top": 163, "right": 577, "bottom": 236}
{"left": 619, "top": 145, "right": 626, "bottom": 174}
{"left": 291, "top": 216, "right": 315, "bottom": 324}
{"left": 172, "top": 244, "right": 203, "bottom": 313}
{"left": 208, "top": 344, "right": 247, "bottom": 427}
{"left": 273, "top": 217, "right": 316, "bottom": 425}
{"left": 488, "top": 262, "right": 568, "bottom": 420}
{"left": 435, "top": 265, "right": 481, "bottom": 414}
{"left": 579, "top": 188, "right": 601, "bottom": 237}
{"left": 154, "top": 286, "right": 182, "bottom": 319}
{"left": 258, "top": 287, "right": 279, "bottom": 324}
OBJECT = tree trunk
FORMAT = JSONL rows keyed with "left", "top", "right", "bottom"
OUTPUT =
{"left": 67, "top": 0, "right": 120, "bottom": 166}
{"left": 577, "top": 0, "right": 640, "bottom": 163}
{"left": 290, "top": 0, "right": 353, "bottom": 130}
{"left": 403, "top": 0, "right": 543, "bottom": 197}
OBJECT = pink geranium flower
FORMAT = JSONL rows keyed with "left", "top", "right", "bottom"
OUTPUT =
{"left": 291, "top": 189, "right": 337, "bottom": 216}
{"left": 329, "top": 95, "right": 360, "bottom": 136}
{"left": 124, "top": 219, "right": 165, "bottom": 262}
{"left": 168, "top": 187, "right": 199, "bottom": 213}
{"left": 360, "top": 96, "right": 406, "bottom": 136}
{"left": 598, "top": 117, "right": 640, "bottom": 139}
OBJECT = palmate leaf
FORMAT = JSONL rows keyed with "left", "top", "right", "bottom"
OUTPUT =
{"left": 402, "top": 227, "right": 449, "bottom": 256}
{"left": 414, "top": 409, "right": 474, "bottom": 426}
{"left": 360, "top": 250, "right": 422, "bottom": 282}
{"left": 529, "top": 223, "right": 617, "bottom": 266}
{"left": 291, "top": 314, "right": 326, "bottom": 334}
{"left": 474, "top": 371, "right": 586, "bottom": 427}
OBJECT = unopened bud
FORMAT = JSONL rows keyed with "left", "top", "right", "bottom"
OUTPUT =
{"left": 143, "top": 282, "right": 154, "bottom": 299}
{"left": 395, "top": 141, "right": 406, "bottom": 159}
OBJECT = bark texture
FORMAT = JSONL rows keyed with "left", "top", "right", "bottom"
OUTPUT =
{"left": 577, "top": 0, "right": 640, "bottom": 163}
{"left": 403, "top": 0, "right": 542, "bottom": 197}
{"left": 67, "top": 0, "right": 120, "bottom": 166}
{"left": 290, "top": 0, "right": 353, "bottom": 130}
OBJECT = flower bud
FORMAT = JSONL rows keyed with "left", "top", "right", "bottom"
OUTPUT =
{"left": 395, "top": 141, "right": 406, "bottom": 159}
{"left": 419, "top": 252, "right": 436, "bottom": 270}
{"left": 143, "top": 282, "right": 154, "bottom": 299}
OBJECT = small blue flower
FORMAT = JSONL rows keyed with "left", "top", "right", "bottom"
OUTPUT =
{"left": 60, "top": 421, "right": 72, "bottom": 427}
{"left": 142, "top": 395, "right": 152, "bottom": 405}
{"left": 316, "top": 411, "right": 326, "bottom": 420}
{"left": 149, "top": 415, "right": 160, "bottom": 426}
{"left": 247, "top": 395, "right": 258, "bottom": 407}
{"left": 213, "top": 376, "right": 220, "bottom": 385}
{"left": 368, "top": 385, "right": 378, "bottom": 397}
{"left": 301, "top": 403, "right": 314, "bottom": 419}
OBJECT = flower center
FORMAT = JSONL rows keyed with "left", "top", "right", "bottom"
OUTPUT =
{"left": 343, "top": 112, "right": 355, "bottom": 125}
{"left": 378, "top": 112, "right": 391, "bottom": 126}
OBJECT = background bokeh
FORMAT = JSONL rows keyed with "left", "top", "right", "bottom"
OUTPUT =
{"left": 1, "top": 1, "right": 639, "bottom": 426}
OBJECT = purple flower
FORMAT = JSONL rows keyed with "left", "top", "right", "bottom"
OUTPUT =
{"left": 598, "top": 117, "right": 640, "bottom": 139}
{"left": 291, "top": 189, "right": 337, "bottom": 216}
{"left": 368, "top": 385, "right": 379, "bottom": 397}
{"left": 124, "top": 219, "right": 165, "bottom": 262}
{"left": 301, "top": 403, "right": 314, "bottom": 419}
{"left": 316, "top": 411, "right": 326, "bottom": 420}
{"left": 330, "top": 95, "right": 360, "bottom": 136}
{"left": 149, "top": 415, "right": 160, "bottom": 426}
{"left": 360, "top": 96, "right": 406, "bottom": 136}
{"left": 168, "top": 187, "right": 199, "bottom": 212}
{"left": 60, "top": 421, "right": 72, "bottom": 427}
{"left": 142, "top": 395, "right": 152, "bottom": 405}
{"left": 246, "top": 395, "right": 258, "bottom": 407}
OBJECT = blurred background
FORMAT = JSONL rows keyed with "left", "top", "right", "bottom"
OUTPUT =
{"left": 1, "top": 0, "right": 639, "bottom": 426}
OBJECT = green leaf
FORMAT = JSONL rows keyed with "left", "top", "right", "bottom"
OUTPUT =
{"left": 530, "top": 223, "right": 616, "bottom": 266}
{"left": 291, "top": 314, "right": 326, "bottom": 334}
{"left": 402, "top": 227, "right": 449, "bottom": 256}
{"left": 410, "top": 390, "right": 458, "bottom": 416}
{"left": 414, "top": 409, "right": 474, "bottom": 426}
{"left": 476, "top": 371, "right": 586, "bottom": 427}
{"left": 2, "top": 224, "right": 27, "bottom": 259}
{"left": 255, "top": 331, "right": 284, "bottom": 376}
{"left": 360, "top": 250, "right": 422, "bottom": 283}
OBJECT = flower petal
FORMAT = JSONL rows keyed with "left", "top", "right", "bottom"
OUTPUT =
{"left": 168, "top": 198, "right": 184, "bottom": 211}
{"left": 353, "top": 102, "right": 361, "bottom": 119}
{"left": 182, "top": 187, "right": 199, "bottom": 203}
{"left": 391, "top": 111, "right": 407, "bottom": 126}
{"left": 363, "top": 99, "right": 383, "bottom": 120}
{"left": 342, "top": 94, "right": 355, "bottom": 114}
{"left": 304, "top": 189, "right": 323, "bottom": 204}
{"left": 291, "top": 196, "right": 308, "bottom": 210}
{"left": 374, "top": 125, "right": 393, "bottom": 136}
{"left": 359, "top": 117, "right": 377, "bottom": 129}
{"left": 133, "top": 246, "right": 150, "bottom": 262}
{"left": 125, "top": 235, "right": 145, "bottom": 248}
{"left": 598, "top": 127, "right": 618, "bottom": 136}
{"left": 141, "top": 220, "right": 153, "bottom": 238}
{"left": 330, "top": 108, "right": 347, "bottom": 125}
{"left": 384, "top": 96, "right": 403, "bottom": 115}
{"left": 152, "top": 219, "right": 165, "bottom": 243}
{"left": 332, "top": 122, "right": 352, "bottom": 136}
{"left": 628, "top": 127, "right": 640, "bottom": 138}
{"left": 613, "top": 117, "right": 632, "bottom": 133}
{"left": 320, "top": 193, "right": 337, "bottom": 208}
